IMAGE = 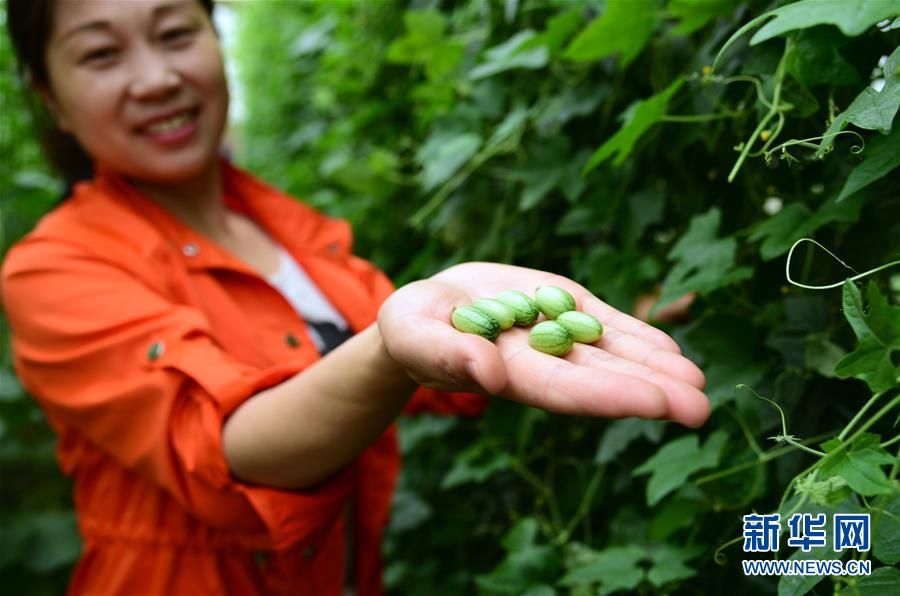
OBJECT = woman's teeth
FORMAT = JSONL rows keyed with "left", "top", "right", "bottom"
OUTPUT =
{"left": 145, "top": 112, "right": 194, "bottom": 134}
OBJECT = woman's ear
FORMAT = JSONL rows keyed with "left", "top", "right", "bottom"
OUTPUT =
{"left": 34, "top": 84, "right": 72, "bottom": 133}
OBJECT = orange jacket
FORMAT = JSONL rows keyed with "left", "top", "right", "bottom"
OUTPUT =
{"left": 0, "top": 159, "right": 487, "bottom": 595}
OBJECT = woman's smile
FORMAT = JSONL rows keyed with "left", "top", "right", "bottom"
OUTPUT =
{"left": 137, "top": 106, "right": 201, "bottom": 146}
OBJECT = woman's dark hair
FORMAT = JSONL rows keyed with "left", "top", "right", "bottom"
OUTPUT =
{"left": 5, "top": 0, "right": 216, "bottom": 201}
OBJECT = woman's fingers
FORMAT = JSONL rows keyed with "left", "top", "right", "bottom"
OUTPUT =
{"left": 565, "top": 343, "right": 710, "bottom": 427}
{"left": 494, "top": 330, "right": 669, "bottom": 419}
{"left": 587, "top": 323, "right": 706, "bottom": 390}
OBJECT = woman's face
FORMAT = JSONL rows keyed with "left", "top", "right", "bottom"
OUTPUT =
{"left": 43, "top": 0, "right": 228, "bottom": 183}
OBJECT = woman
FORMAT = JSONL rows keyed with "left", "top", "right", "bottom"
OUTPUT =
{"left": 0, "top": 0, "right": 710, "bottom": 594}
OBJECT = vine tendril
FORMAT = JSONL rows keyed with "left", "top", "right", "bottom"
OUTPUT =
{"left": 785, "top": 238, "right": 900, "bottom": 290}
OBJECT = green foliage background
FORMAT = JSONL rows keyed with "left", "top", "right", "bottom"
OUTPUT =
{"left": 0, "top": 3, "right": 79, "bottom": 594}
{"left": 2, "top": 0, "right": 899, "bottom": 594}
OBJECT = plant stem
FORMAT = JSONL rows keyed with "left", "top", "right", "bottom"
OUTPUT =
{"left": 774, "top": 393, "right": 900, "bottom": 514}
{"left": 719, "top": 75, "right": 773, "bottom": 109}
{"left": 552, "top": 464, "right": 605, "bottom": 545}
{"left": 660, "top": 110, "right": 746, "bottom": 123}
{"left": 509, "top": 457, "right": 548, "bottom": 495}
{"left": 694, "top": 430, "right": 836, "bottom": 486}
{"left": 838, "top": 391, "right": 886, "bottom": 441}
{"left": 782, "top": 439, "right": 826, "bottom": 457}
{"left": 881, "top": 433, "right": 900, "bottom": 448}
{"left": 509, "top": 457, "right": 565, "bottom": 535}
{"left": 727, "top": 40, "right": 791, "bottom": 183}
{"left": 860, "top": 446, "right": 900, "bottom": 567}
{"left": 842, "top": 393, "right": 900, "bottom": 445}
{"left": 728, "top": 111, "right": 776, "bottom": 183}
{"left": 726, "top": 405, "right": 765, "bottom": 458}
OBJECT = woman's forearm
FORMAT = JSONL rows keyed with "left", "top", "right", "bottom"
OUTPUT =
{"left": 222, "top": 323, "right": 418, "bottom": 490}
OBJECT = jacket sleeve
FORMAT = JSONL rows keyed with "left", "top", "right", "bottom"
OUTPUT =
{"left": 343, "top": 254, "right": 488, "bottom": 418}
{"left": 0, "top": 238, "right": 355, "bottom": 548}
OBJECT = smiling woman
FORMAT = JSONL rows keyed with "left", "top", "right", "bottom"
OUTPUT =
{"left": 1, "top": 1, "right": 710, "bottom": 595}
{"left": 45, "top": 0, "right": 225, "bottom": 187}
{"left": 6, "top": 0, "right": 217, "bottom": 196}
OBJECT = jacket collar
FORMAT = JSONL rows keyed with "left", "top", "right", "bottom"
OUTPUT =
{"left": 90, "top": 158, "right": 352, "bottom": 275}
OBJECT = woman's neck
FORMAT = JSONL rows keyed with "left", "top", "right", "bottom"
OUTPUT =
{"left": 129, "top": 159, "right": 228, "bottom": 240}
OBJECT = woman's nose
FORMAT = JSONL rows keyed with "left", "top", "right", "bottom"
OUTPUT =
{"left": 127, "top": 48, "right": 181, "bottom": 99}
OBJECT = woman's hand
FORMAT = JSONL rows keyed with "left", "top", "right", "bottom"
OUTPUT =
{"left": 377, "top": 262, "right": 710, "bottom": 428}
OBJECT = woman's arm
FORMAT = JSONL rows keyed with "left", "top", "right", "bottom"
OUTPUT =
{"left": 224, "top": 263, "right": 711, "bottom": 492}
{"left": 222, "top": 323, "right": 418, "bottom": 490}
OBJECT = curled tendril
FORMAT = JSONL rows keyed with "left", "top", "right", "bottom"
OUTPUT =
{"left": 738, "top": 385, "right": 789, "bottom": 441}
{"left": 786, "top": 239, "right": 900, "bottom": 291}
{"left": 737, "top": 385, "right": 826, "bottom": 456}
{"left": 713, "top": 535, "right": 744, "bottom": 565}
{"left": 761, "top": 130, "right": 866, "bottom": 164}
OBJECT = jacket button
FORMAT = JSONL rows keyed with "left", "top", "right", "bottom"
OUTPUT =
{"left": 285, "top": 332, "right": 300, "bottom": 348}
{"left": 302, "top": 545, "right": 316, "bottom": 559}
{"left": 182, "top": 243, "right": 200, "bottom": 257}
{"left": 326, "top": 242, "right": 339, "bottom": 254}
{"left": 147, "top": 340, "right": 165, "bottom": 361}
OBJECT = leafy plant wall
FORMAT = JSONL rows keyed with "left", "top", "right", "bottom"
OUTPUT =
{"left": 234, "top": 0, "right": 898, "bottom": 594}
{"left": 1, "top": 4, "right": 79, "bottom": 594}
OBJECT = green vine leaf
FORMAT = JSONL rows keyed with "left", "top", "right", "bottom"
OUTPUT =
{"left": 854, "top": 567, "right": 900, "bottom": 596}
{"left": 386, "top": 10, "right": 464, "bottom": 81}
{"left": 751, "top": 0, "right": 900, "bottom": 44}
{"left": 582, "top": 78, "right": 684, "bottom": 172}
{"left": 835, "top": 280, "right": 900, "bottom": 393}
{"left": 836, "top": 124, "right": 900, "bottom": 202}
{"left": 469, "top": 30, "right": 549, "bottom": 80}
{"left": 786, "top": 28, "right": 861, "bottom": 87}
{"left": 714, "top": 0, "right": 900, "bottom": 69}
{"left": 634, "top": 431, "right": 728, "bottom": 506}
{"left": 873, "top": 493, "right": 900, "bottom": 565}
{"left": 564, "top": 0, "right": 660, "bottom": 68}
{"left": 794, "top": 471, "right": 851, "bottom": 506}
{"left": 819, "top": 433, "right": 897, "bottom": 496}
{"left": 667, "top": 0, "right": 733, "bottom": 37}
{"left": 513, "top": 137, "right": 588, "bottom": 211}
{"left": 594, "top": 418, "right": 665, "bottom": 465}
{"left": 645, "top": 545, "right": 699, "bottom": 586}
{"left": 474, "top": 517, "right": 561, "bottom": 593}
{"left": 805, "top": 332, "right": 848, "bottom": 377}
{"left": 416, "top": 130, "right": 482, "bottom": 190}
{"left": 656, "top": 207, "right": 753, "bottom": 312}
{"left": 818, "top": 45, "right": 900, "bottom": 156}
{"left": 527, "top": 9, "right": 583, "bottom": 56}
{"left": 440, "top": 440, "right": 510, "bottom": 489}
{"left": 777, "top": 500, "right": 855, "bottom": 596}
{"left": 558, "top": 545, "right": 646, "bottom": 591}
{"left": 750, "top": 192, "right": 870, "bottom": 260}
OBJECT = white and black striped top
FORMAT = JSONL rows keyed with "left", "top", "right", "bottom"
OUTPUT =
{"left": 266, "top": 245, "right": 353, "bottom": 355}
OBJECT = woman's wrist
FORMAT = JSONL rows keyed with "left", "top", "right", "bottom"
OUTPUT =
{"left": 364, "top": 322, "right": 418, "bottom": 394}
{"left": 223, "top": 321, "right": 419, "bottom": 489}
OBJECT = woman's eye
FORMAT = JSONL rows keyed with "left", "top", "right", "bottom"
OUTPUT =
{"left": 83, "top": 48, "right": 117, "bottom": 63}
{"left": 162, "top": 28, "right": 194, "bottom": 43}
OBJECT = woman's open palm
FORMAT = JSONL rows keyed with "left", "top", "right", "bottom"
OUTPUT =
{"left": 378, "top": 262, "right": 710, "bottom": 428}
